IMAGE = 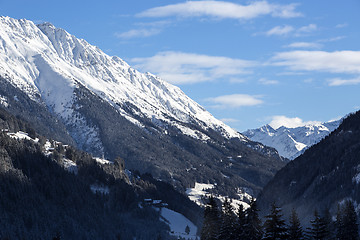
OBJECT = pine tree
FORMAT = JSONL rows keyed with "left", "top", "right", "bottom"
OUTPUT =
{"left": 342, "top": 200, "right": 359, "bottom": 240}
{"left": 306, "top": 209, "right": 330, "bottom": 240}
{"left": 234, "top": 204, "right": 246, "bottom": 240}
{"left": 185, "top": 225, "right": 190, "bottom": 235}
{"left": 321, "top": 208, "right": 334, "bottom": 240}
{"left": 201, "top": 196, "right": 220, "bottom": 240}
{"left": 288, "top": 209, "right": 303, "bottom": 240}
{"left": 336, "top": 201, "right": 359, "bottom": 240}
{"left": 244, "top": 198, "right": 263, "bottom": 240}
{"left": 218, "top": 198, "right": 237, "bottom": 240}
{"left": 263, "top": 202, "right": 288, "bottom": 240}
{"left": 335, "top": 204, "right": 345, "bottom": 240}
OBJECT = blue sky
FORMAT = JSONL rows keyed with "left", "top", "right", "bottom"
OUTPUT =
{"left": 1, "top": 0, "right": 359, "bottom": 131}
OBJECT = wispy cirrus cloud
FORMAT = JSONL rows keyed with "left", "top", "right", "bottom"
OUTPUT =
{"left": 328, "top": 77, "right": 360, "bottom": 86}
{"left": 137, "top": 1, "right": 302, "bottom": 20}
{"left": 131, "top": 51, "right": 255, "bottom": 84}
{"left": 115, "top": 21, "right": 171, "bottom": 39}
{"left": 297, "top": 23, "right": 317, "bottom": 33}
{"left": 258, "top": 78, "right": 279, "bottom": 85}
{"left": 265, "top": 25, "right": 294, "bottom": 36}
{"left": 285, "top": 42, "right": 323, "bottom": 49}
{"left": 271, "top": 50, "right": 360, "bottom": 74}
{"left": 264, "top": 23, "right": 317, "bottom": 37}
{"left": 335, "top": 23, "right": 348, "bottom": 28}
{"left": 115, "top": 28, "right": 162, "bottom": 39}
{"left": 207, "top": 94, "right": 263, "bottom": 108}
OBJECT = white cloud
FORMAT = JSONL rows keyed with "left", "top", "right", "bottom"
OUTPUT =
{"left": 318, "top": 36, "right": 346, "bottom": 43}
{"left": 328, "top": 77, "right": 360, "bottom": 86}
{"left": 285, "top": 42, "right": 322, "bottom": 49}
{"left": 269, "top": 116, "right": 321, "bottom": 129}
{"left": 271, "top": 50, "right": 360, "bottom": 74}
{"left": 297, "top": 23, "right": 317, "bottom": 33}
{"left": 265, "top": 25, "right": 294, "bottom": 36}
{"left": 258, "top": 78, "right": 279, "bottom": 85}
{"left": 265, "top": 23, "right": 317, "bottom": 37}
{"left": 115, "top": 21, "right": 171, "bottom": 39}
{"left": 131, "top": 51, "right": 255, "bottom": 84}
{"left": 207, "top": 94, "right": 263, "bottom": 108}
{"left": 137, "top": 1, "right": 302, "bottom": 20}
{"left": 335, "top": 23, "right": 348, "bottom": 28}
{"left": 115, "top": 28, "right": 162, "bottom": 39}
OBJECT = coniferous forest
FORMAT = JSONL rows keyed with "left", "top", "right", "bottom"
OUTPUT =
{"left": 200, "top": 197, "right": 359, "bottom": 240}
{"left": 0, "top": 108, "right": 202, "bottom": 240}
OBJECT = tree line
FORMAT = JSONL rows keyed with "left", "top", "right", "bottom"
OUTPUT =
{"left": 201, "top": 197, "right": 359, "bottom": 240}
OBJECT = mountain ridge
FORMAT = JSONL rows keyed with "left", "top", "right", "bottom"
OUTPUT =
{"left": 0, "top": 16, "right": 284, "bottom": 198}
{"left": 243, "top": 120, "right": 341, "bottom": 159}
{"left": 257, "top": 110, "right": 360, "bottom": 223}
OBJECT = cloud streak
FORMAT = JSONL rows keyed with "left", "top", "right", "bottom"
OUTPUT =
{"left": 266, "top": 25, "right": 294, "bottom": 36}
{"left": 115, "top": 21, "right": 171, "bottom": 39}
{"left": 207, "top": 94, "right": 263, "bottom": 108}
{"left": 328, "top": 77, "right": 360, "bottom": 86}
{"left": 271, "top": 50, "right": 360, "bottom": 74}
{"left": 137, "top": 1, "right": 302, "bottom": 20}
{"left": 264, "top": 23, "right": 317, "bottom": 37}
{"left": 115, "top": 28, "right": 162, "bottom": 39}
{"left": 285, "top": 42, "right": 322, "bottom": 49}
{"left": 131, "top": 51, "right": 255, "bottom": 84}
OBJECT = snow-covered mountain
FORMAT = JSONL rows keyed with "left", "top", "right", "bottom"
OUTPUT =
{"left": 0, "top": 16, "right": 285, "bottom": 197}
{"left": 0, "top": 16, "right": 241, "bottom": 147}
{"left": 243, "top": 120, "right": 341, "bottom": 159}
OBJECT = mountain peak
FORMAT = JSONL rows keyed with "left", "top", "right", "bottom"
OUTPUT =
{"left": 243, "top": 120, "right": 342, "bottom": 159}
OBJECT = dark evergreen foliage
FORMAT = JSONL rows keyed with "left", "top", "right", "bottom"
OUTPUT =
{"left": 244, "top": 198, "right": 263, "bottom": 240}
{"left": 288, "top": 209, "right": 304, "bottom": 240}
{"left": 200, "top": 196, "right": 220, "bottom": 240}
{"left": 306, "top": 210, "right": 331, "bottom": 240}
{"left": 234, "top": 204, "right": 247, "bottom": 239}
{"left": 218, "top": 198, "right": 237, "bottom": 240}
{"left": 263, "top": 203, "right": 288, "bottom": 240}
{"left": 336, "top": 200, "right": 359, "bottom": 240}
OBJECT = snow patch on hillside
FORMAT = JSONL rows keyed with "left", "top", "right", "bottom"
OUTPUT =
{"left": 63, "top": 158, "right": 78, "bottom": 174}
{"left": 160, "top": 208, "right": 198, "bottom": 240}
{"left": 186, "top": 182, "right": 251, "bottom": 211}
{"left": 0, "top": 95, "right": 9, "bottom": 107}
{"left": 7, "top": 131, "right": 39, "bottom": 142}
{"left": 186, "top": 182, "right": 215, "bottom": 205}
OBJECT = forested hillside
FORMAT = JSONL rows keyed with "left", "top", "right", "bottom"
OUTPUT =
{"left": 0, "top": 107, "right": 202, "bottom": 239}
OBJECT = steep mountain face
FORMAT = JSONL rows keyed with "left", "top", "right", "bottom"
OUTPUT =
{"left": 243, "top": 120, "right": 341, "bottom": 159}
{"left": 0, "top": 16, "right": 284, "bottom": 197}
{"left": 0, "top": 107, "right": 202, "bottom": 239}
{"left": 257, "top": 111, "right": 360, "bottom": 223}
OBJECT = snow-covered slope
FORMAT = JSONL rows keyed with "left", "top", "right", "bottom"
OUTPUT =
{"left": 0, "top": 16, "right": 285, "bottom": 198}
{"left": 243, "top": 120, "right": 341, "bottom": 159}
{"left": 0, "top": 16, "right": 242, "bottom": 145}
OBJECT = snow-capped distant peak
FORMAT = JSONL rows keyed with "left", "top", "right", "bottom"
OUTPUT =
{"left": 243, "top": 119, "right": 342, "bottom": 159}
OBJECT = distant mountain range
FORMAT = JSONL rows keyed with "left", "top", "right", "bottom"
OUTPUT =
{"left": 243, "top": 120, "right": 341, "bottom": 160}
{"left": 0, "top": 16, "right": 285, "bottom": 199}
{"left": 257, "top": 110, "right": 360, "bottom": 223}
